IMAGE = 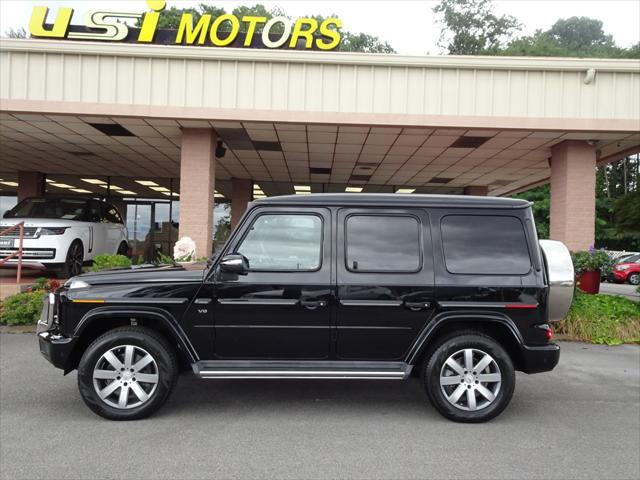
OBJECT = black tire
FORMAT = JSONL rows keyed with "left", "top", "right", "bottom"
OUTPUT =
{"left": 61, "top": 240, "right": 84, "bottom": 278}
{"left": 628, "top": 273, "right": 639, "bottom": 286}
{"left": 77, "top": 326, "right": 178, "bottom": 421}
{"left": 117, "top": 241, "right": 129, "bottom": 256}
{"left": 422, "top": 332, "right": 515, "bottom": 423}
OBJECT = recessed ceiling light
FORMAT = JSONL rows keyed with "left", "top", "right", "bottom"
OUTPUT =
{"left": 214, "top": 191, "right": 225, "bottom": 198}
{"left": 98, "top": 184, "right": 123, "bottom": 190}
{"left": 0, "top": 181, "right": 19, "bottom": 187}
{"left": 295, "top": 191, "right": 311, "bottom": 195}
{"left": 161, "top": 191, "right": 180, "bottom": 197}
{"left": 345, "top": 187, "right": 363, "bottom": 193}
{"left": 150, "top": 186, "right": 170, "bottom": 192}
{"left": 395, "top": 188, "right": 415, "bottom": 194}
{"left": 116, "top": 190, "right": 137, "bottom": 195}
{"left": 71, "top": 189, "right": 93, "bottom": 194}
{"left": 50, "top": 183, "right": 75, "bottom": 189}
{"left": 45, "top": 179, "right": 55, "bottom": 183}
{"left": 294, "top": 185, "right": 311, "bottom": 191}
{"left": 135, "top": 180, "right": 159, "bottom": 187}
{"left": 82, "top": 178, "right": 107, "bottom": 185}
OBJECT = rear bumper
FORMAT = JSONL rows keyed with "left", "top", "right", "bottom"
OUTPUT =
{"left": 38, "top": 331, "right": 76, "bottom": 370}
{"left": 520, "top": 343, "right": 560, "bottom": 374}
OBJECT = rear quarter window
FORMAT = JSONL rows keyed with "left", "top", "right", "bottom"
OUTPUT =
{"left": 441, "top": 215, "right": 531, "bottom": 275}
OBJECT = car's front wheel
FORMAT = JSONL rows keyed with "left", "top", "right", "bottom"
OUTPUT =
{"left": 77, "top": 327, "right": 178, "bottom": 420}
{"left": 628, "top": 273, "right": 640, "bottom": 285}
{"left": 422, "top": 332, "right": 515, "bottom": 423}
{"left": 61, "top": 240, "right": 84, "bottom": 278}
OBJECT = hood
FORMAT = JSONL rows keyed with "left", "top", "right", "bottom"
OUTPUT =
{"left": 0, "top": 218, "right": 88, "bottom": 228}
{"left": 69, "top": 264, "right": 206, "bottom": 286}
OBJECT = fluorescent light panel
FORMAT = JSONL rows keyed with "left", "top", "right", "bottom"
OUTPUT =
{"left": 0, "top": 181, "right": 19, "bottom": 187}
{"left": 82, "top": 178, "right": 107, "bottom": 185}
{"left": 150, "top": 186, "right": 170, "bottom": 192}
{"left": 50, "top": 183, "right": 75, "bottom": 189}
{"left": 294, "top": 185, "right": 311, "bottom": 191}
{"left": 396, "top": 188, "right": 415, "bottom": 194}
{"left": 345, "top": 187, "right": 363, "bottom": 193}
{"left": 71, "top": 189, "right": 93, "bottom": 193}
{"left": 135, "top": 180, "right": 159, "bottom": 187}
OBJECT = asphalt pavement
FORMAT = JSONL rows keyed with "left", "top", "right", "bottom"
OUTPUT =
{"left": 1, "top": 334, "right": 639, "bottom": 480}
{"left": 600, "top": 282, "right": 640, "bottom": 302}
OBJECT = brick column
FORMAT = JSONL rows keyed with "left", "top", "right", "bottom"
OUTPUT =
{"left": 231, "top": 178, "right": 252, "bottom": 229}
{"left": 178, "top": 128, "right": 216, "bottom": 258}
{"left": 550, "top": 140, "right": 596, "bottom": 251}
{"left": 464, "top": 185, "right": 488, "bottom": 196}
{"left": 17, "top": 171, "right": 45, "bottom": 201}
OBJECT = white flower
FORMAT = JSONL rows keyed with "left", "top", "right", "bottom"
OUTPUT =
{"left": 173, "top": 236, "right": 196, "bottom": 262}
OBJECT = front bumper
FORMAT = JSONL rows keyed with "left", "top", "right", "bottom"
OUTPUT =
{"left": 38, "top": 331, "right": 76, "bottom": 370}
{"left": 520, "top": 343, "right": 560, "bottom": 374}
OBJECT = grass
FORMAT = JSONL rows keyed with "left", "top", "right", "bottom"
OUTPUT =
{"left": 555, "top": 290, "right": 640, "bottom": 345}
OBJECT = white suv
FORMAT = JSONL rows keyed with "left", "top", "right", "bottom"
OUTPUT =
{"left": 0, "top": 196, "right": 128, "bottom": 277}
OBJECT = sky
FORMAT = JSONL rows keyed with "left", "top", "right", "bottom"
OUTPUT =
{"left": 1, "top": 0, "right": 639, "bottom": 55}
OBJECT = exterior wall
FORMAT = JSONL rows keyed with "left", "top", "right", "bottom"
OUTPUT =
{"left": 1, "top": 39, "right": 639, "bottom": 131}
{"left": 549, "top": 141, "right": 596, "bottom": 251}
{"left": 17, "top": 171, "right": 44, "bottom": 201}
{"left": 178, "top": 128, "right": 216, "bottom": 258}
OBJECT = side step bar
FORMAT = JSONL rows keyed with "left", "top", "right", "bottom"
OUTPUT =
{"left": 192, "top": 360, "right": 412, "bottom": 380}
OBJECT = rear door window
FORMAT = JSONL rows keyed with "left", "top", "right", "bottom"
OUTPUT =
{"left": 441, "top": 215, "right": 531, "bottom": 275}
{"left": 345, "top": 215, "right": 421, "bottom": 273}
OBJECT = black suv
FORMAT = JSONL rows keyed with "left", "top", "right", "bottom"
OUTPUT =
{"left": 37, "top": 194, "right": 575, "bottom": 422}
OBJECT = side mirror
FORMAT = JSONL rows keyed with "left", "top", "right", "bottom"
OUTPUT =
{"left": 219, "top": 254, "right": 249, "bottom": 275}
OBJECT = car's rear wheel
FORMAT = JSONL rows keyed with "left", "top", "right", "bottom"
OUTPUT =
{"left": 61, "top": 240, "right": 84, "bottom": 278}
{"left": 422, "top": 332, "right": 515, "bottom": 423}
{"left": 628, "top": 273, "right": 639, "bottom": 285}
{"left": 77, "top": 327, "right": 178, "bottom": 420}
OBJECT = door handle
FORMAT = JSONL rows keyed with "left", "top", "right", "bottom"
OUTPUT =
{"left": 404, "top": 301, "right": 432, "bottom": 311}
{"left": 300, "top": 300, "right": 327, "bottom": 310}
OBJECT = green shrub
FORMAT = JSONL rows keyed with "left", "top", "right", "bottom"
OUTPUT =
{"left": 555, "top": 290, "right": 640, "bottom": 345}
{"left": 90, "top": 253, "right": 132, "bottom": 272}
{"left": 0, "top": 290, "right": 46, "bottom": 325}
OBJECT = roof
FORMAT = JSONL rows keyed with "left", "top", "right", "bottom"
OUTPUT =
{"left": 253, "top": 193, "right": 530, "bottom": 209}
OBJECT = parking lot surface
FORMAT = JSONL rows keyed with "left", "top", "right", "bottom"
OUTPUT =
{"left": 1, "top": 334, "right": 639, "bottom": 480}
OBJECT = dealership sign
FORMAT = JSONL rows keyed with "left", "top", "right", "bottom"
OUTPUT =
{"left": 28, "top": 0, "right": 342, "bottom": 50}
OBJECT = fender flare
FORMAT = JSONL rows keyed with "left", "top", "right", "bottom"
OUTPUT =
{"left": 74, "top": 306, "right": 198, "bottom": 363}
{"left": 405, "top": 311, "right": 524, "bottom": 365}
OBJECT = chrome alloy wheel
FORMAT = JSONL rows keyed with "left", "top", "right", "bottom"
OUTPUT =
{"left": 439, "top": 348, "right": 502, "bottom": 412}
{"left": 92, "top": 345, "right": 159, "bottom": 410}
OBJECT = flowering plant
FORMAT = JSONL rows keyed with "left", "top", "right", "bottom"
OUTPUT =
{"left": 571, "top": 247, "right": 615, "bottom": 276}
{"left": 173, "top": 236, "right": 197, "bottom": 262}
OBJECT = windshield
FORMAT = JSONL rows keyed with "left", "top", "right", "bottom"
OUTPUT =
{"left": 4, "top": 197, "right": 88, "bottom": 220}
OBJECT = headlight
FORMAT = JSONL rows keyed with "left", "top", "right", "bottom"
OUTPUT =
{"left": 616, "top": 265, "right": 630, "bottom": 271}
{"left": 67, "top": 279, "right": 90, "bottom": 289}
{"left": 38, "top": 227, "right": 69, "bottom": 235}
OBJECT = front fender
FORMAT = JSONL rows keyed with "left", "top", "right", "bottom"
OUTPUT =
{"left": 405, "top": 311, "right": 524, "bottom": 365}
{"left": 75, "top": 306, "right": 198, "bottom": 363}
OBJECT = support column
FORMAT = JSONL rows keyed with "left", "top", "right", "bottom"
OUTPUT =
{"left": 17, "top": 171, "right": 45, "bottom": 201}
{"left": 231, "top": 178, "right": 252, "bottom": 229}
{"left": 550, "top": 140, "right": 596, "bottom": 251}
{"left": 178, "top": 128, "right": 216, "bottom": 258}
{"left": 464, "top": 185, "right": 488, "bottom": 196}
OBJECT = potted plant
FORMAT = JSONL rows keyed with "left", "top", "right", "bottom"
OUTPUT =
{"left": 571, "top": 247, "right": 614, "bottom": 294}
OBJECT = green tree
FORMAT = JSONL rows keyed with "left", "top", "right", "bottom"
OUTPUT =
{"left": 502, "top": 17, "right": 639, "bottom": 58}
{"left": 433, "top": 0, "right": 520, "bottom": 54}
{"left": 513, "top": 185, "right": 550, "bottom": 239}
